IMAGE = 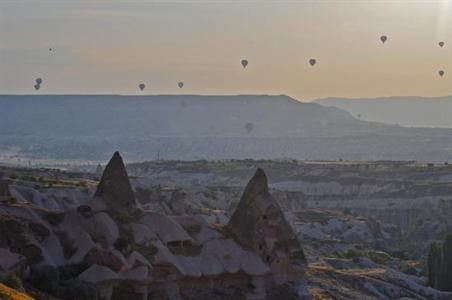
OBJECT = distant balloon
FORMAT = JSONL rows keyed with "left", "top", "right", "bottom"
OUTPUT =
{"left": 438, "top": 70, "right": 445, "bottom": 77}
{"left": 178, "top": 82, "right": 184, "bottom": 88}
{"left": 49, "top": 48, "right": 52, "bottom": 51}
{"left": 35, "top": 78, "right": 43, "bottom": 85}
{"left": 380, "top": 35, "right": 388, "bottom": 44}
{"left": 309, "top": 59, "right": 317, "bottom": 66}
{"left": 245, "top": 122, "right": 254, "bottom": 134}
{"left": 439, "top": 41, "right": 445, "bottom": 48}
{"left": 138, "top": 83, "right": 145, "bottom": 91}
{"left": 34, "top": 84, "right": 40, "bottom": 91}
{"left": 241, "top": 59, "right": 248, "bottom": 68}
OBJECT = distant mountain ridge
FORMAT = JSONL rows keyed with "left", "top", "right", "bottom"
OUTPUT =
{"left": 316, "top": 96, "right": 452, "bottom": 128}
{"left": 0, "top": 94, "right": 357, "bottom": 138}
{"left": 0, "top": 94, "right": 451, "bottom": 162}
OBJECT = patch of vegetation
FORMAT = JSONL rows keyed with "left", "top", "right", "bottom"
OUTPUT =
{"left": 328, "top": 249, "right": 391, "bottom": 265}
{"left": 8, "top": 173, "right": 88, "bottom": 188}
{"left": 5, "top": 197, "right": 17, "bottom": 205}
{"left": 0, "top": 273, "right": 24, "bottom": 292}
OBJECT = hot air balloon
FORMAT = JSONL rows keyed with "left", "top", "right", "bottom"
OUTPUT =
{"left": 439, "top": 41, "right": 445, "bottom": 48}
{"left": 138, "top": 83, "right": 145, "bottom": 91}
{"left": 34, "top": 84, "right": 40, "bottom": 91}
{"left": 49, "top": 48, "right": 52, "bottom": 51}
{"left": 178, "top": 82, "right": 184, "bottom": 88}
{"left": 241, "top": 59, "right": 248, "bottom": 68}
{"left": 309, "top": 59, "right": 317, "bottom": 66}
{"left": 380, "top": 35, "right": 388, "bottom": 44}
{"left": 35, "top": 78, "right": 43, "bottom": 85}
{"left": 245, "top": 122, "right": 254, "bottom": 134}
{"left": 439, "top": 70, "right": 445, "bottom": 77}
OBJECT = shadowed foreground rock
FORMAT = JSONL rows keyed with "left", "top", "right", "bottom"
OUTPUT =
{"left": 0, "top": 152, "right": 308, "bottom": 300}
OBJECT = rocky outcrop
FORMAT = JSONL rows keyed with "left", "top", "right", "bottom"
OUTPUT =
{"left": 94, "top": 152, "right": 136, "bottom": 213}
{"left": 228, "top": 168, "right": 306, "bottom": 283}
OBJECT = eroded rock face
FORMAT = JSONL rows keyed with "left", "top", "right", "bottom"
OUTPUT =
{"left": 95, "top": 152, "right": 136, "bottom": 212}
{"left": 228, "top": 168, "right": 306, "bottom": 282}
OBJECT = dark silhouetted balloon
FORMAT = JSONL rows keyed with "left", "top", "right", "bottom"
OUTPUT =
{"left": 245, "top": 122, "right": 254, "bottom": 134}
{"left": 178, "top": 82, "right": 184, "bottom": 88}
{"left": 380, "top": 35, "right": 388, "bottom": 43}
{"left": 439, "top": 42, "right": 445, "bottom": 48}
{"left": 241, "top": 59, "right": 248, "bottom": 68}
{"left": 138, "top": 83, "right": 145, "bottom": 91}
{"left": 49, "top": 48, "right": 52, "bottom": 51}
{"left": 35, "top": 78, "right": 42, "bottom": 84}
{"left": 309, "top": 59, "right": 317, "bottom": 66}
{"left": 439, "top": 70, "right": 445, "bottom": 77}
{"left": 34, "top": 84, "right": 40, "bottom": 91}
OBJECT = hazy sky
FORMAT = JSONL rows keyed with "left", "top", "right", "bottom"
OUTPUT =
{"left": 0, "top": 0, "right": 451, "bottom": 100}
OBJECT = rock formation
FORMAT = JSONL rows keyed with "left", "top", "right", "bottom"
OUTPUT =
{"left": 228, "top": 168, "right": 306, "bottom": 283}
{"left": 0, "top": 154, "right": 310, "bottom": 299}
{"left": 94, "top": 152, "right": 136, "bottom": 213}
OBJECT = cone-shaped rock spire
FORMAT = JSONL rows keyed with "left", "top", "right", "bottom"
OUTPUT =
{"left": 95, "top": 152, "right": 136, "bottom": 212}
{"left": 228, "top": 168, "right": 306, "bottom": 282}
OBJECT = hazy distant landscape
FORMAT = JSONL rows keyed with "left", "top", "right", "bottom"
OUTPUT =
{"left": 1, "top": 94, "right": 452, "bottom": 165}
{"left": 1, "top": 1, "right": 452, "bottom": 299}
{"left": 317, "top": 96, "right": 452, "bottom": 128}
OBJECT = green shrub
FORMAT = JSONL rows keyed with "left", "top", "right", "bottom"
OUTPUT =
{"left": 7, "top": 197, "right": 17, "bottom": 205}
{"left": 0, "top": 273, "right": 24, "bottom": 291}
